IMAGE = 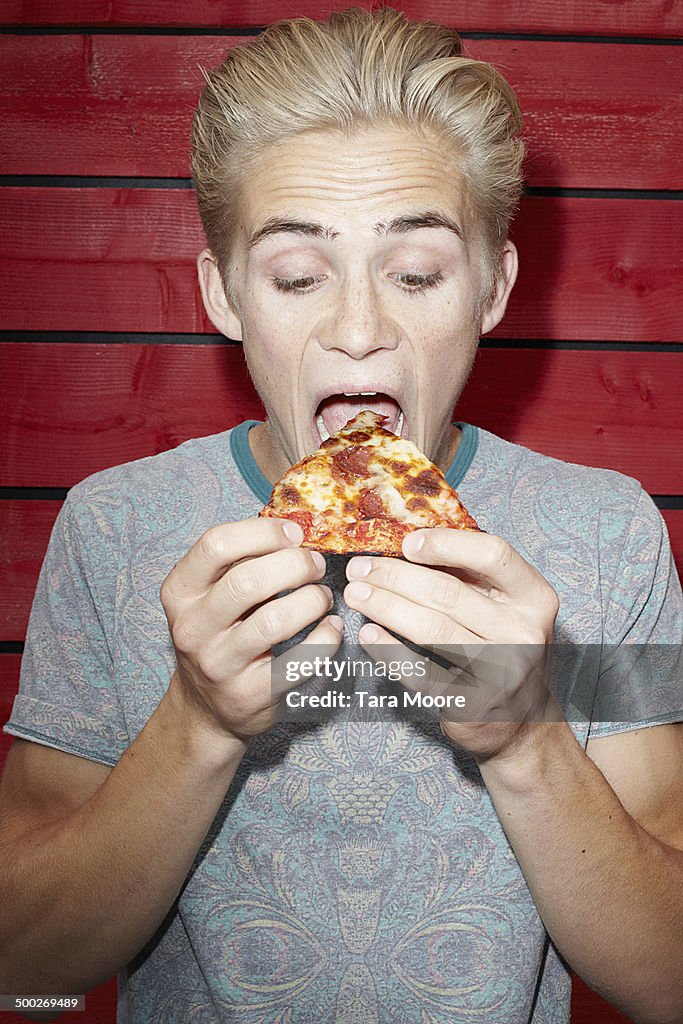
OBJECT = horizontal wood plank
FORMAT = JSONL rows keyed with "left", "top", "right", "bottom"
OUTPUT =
{"left": 0, "top": 654, "right": 22, "bottom": 771}
{"left": 0, "top": 500, "right": 61, "bottom": 640}
{"left": 0, "top": 342, "right": 264, "bottom": 486}
{"left": 2, "top": 343, "right": 682, "bottom": 491}
{"left": 458, "top": 349, "right": 683, "bottom": 493}
{"left": 1, "top": 36, "right": 680, "bottom": 189}
{"left": 1, "top": 189, "right": 680, "bottom": 341}
{"left": 662, "top": 510, "right": 683, "bottom": 571}
{"left": 1, "top": 497, "right": 680, "bottom": 642}
{"left": 0, "top": 0, "right": 680, "bottom": 37}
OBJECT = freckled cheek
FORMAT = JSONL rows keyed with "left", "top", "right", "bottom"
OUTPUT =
{"left": 241, "top": 313, "right": 308, "bottom": 391}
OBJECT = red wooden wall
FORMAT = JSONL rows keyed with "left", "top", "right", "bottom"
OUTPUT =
{"left": 1, "top": 2, "right": 681, "bottom": 1022}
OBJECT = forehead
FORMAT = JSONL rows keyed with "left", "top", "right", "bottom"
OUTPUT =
{"left": 236, "top": 125, "right": 470, "bottom": 237}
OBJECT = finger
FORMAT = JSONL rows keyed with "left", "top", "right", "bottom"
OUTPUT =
{"left": 270, "top": 614, "right": 345, "bottom": 702}
{"left": 344, "top": 577, "right": 483, "bottom": 652}
{"left": 231, "top": 582, "right": 336, "bottom": 667}
{"left": 402, "top": 529, "right": 554, "bottom": 608}
{"left": 346, "top": 555, "right": 511, "bottom": 641}
{"left": 357, "top": 622, "right": 474, "bottom": 711}
{"left": 164, "top": 517, "right": 304, "bottom": 601}
{"left": 195, "top": 546, "right": 327, "bottom": 640}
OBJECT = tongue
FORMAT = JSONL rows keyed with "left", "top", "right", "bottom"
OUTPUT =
{"left": 318, "top": 394, "right": 402, "bottom": 437}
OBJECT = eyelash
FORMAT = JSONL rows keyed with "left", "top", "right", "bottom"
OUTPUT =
{"left": 271, "top": 275, "right": 323, "bottom": 293}
{"left": 392, "top": 271, "right": 444, "bottom": 293}
{"left": 271, "top": 270, "right": 444, "bottom": 295}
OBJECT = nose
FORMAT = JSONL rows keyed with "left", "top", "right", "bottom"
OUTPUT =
{"left": 317, "top": 274, "right": 399, "bottom": 358}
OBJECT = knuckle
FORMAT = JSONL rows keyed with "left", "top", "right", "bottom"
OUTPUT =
{"left": 375, "top": 558, "right": 398, "bottom": 589}
{"left": 428, "top": 529, "right": 453, "bottom": 562}
{"left": 314, "top": 583, "right": 334, "bottom": 609}
{"left": 171, "top": 616, "right": 197, "bottom": 654}
{"left": 198, "top": 525, "right": 227, "bottom": 564}
{"left": 423, "top": 613, "right": 453, "bottom": 648}
{"left": 226, "top": 564, "right": 261, "bottom": 605}
{"left": 484, "top": 535, "right": 511, "bottom": 574}
{"left": 433, "top": 576, "right": 459, "bottom": 614}
{"left": 546, "top": 585, "right": 560, "bottom": 617}
{"left": 159, "top": 574, "right": 174, "bottom": 611}
{"left": 301, "top": 549, "right": 324, "bottom": 578}
{"left": 253, "top": 601, "right": 285, "bottom": 642}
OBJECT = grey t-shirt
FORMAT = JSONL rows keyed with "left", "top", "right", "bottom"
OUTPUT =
{"left": 4, "top": 421, "right": 682, "bottom": 1024}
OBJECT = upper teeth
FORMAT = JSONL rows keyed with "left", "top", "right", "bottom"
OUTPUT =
{"left": 343, "top": 391, "right": 377, "bottom": 396}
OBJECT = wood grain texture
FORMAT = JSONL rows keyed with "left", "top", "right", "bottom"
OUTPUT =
{"left": 458, "top": 348, "right": 683, "bottom": 494}
{"left": 662, "top": 510, "right": 683, "bottom": 569}
{"left": 0, "top": 500, "right": 61, "bottom": 640}
{"left": 0, "top": 0, "right": 680, "bottom": 36}
{"left": 1, "top": 35, "right": 680, "bottom": 189}
{"left": 1, "top": 189, "right": 680, "bottom": 340}
{"left": 1, "top": 342, "right": 682, "bottom": 491}
{"left": 0, "top": 342, "right": 264, "bottom": 487}
{"left": 0, "top": 655, "right": 20, "bottom": 768}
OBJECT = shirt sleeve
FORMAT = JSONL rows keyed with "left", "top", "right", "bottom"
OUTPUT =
{"left": 3, "top": 483, "right": 130, "bottom": 766}
{"left": 589, "top": 486, "right": 683, "bottom": 738}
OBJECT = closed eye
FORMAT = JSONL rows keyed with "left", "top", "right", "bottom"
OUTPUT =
{"left": 391, "top": 270, "right": 444, "bottom": 293}
{"left": 271, "top": 275, "right": 325, "bottom": 293}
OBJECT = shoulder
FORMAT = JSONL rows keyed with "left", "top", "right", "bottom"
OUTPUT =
{"left": 50, "top": 427, "right": 263, "bottom": 579}
{"left": 64, "top": 427, "right": 252, "bottom": 541}
{"left": 463, "top": 428, "right": 654, "bottom": 566}
{"left": 468, "top": 427, "right": 645, "bottom": 526}
{"left": 462, "top": 428, "right": 677, "bottom": 641}
{"left": 68, "top": 428, "right": 232, "bottom": 506}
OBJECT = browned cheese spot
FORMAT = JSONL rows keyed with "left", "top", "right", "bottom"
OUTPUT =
{"left": 405, "top": 468, "right": 443, "bottom": 497}
{"left": 406, "top": 496, "right": 429, "bottom": 512}
{"left": 280, "top": 485, "right": 301, "bottom": 506}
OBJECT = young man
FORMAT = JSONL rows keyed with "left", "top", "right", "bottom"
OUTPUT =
{"left": 1, "top": 10, "right": 682, "bottom": 1024}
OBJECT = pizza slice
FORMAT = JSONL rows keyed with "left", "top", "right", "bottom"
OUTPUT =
{"left": 259, "top": 410, "right": 479, "bottom": 555}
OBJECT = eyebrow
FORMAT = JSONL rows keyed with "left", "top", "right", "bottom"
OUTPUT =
{"left": 247, "top": 209, "right": 464, "bottom": 249}
{"left": 375, "top": 212, "right": 464, "bottom": 241}
{"left": 248, "top": 218, "right": 339, "bottom": 249}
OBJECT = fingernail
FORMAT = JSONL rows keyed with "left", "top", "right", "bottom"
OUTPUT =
{"left": 347, "top": 556, "right": 372, "bottom": 579}
{"left": 282, "top": 520, "right": 303, "bottom": 544}
{"left": 311, "top": 551, "right": 326, "bottom": 573}
{"left": 327, "top": 614, "right": 344, "bottom": 632}
{"left": 403, "top": 532, "right": 425, "bottom": 555}
{"left": 320, "top": 584, "right": 334, "bottom": 604}
{"left": 346, "top": 581, "right": 371, "bottom": 601}
{"left": 359, "top": 623, "right": 379, "bottom": 643}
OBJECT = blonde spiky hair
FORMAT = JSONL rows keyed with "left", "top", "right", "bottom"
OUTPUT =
{"left": 191, "top": 7, "right": 524, "bottom": 309}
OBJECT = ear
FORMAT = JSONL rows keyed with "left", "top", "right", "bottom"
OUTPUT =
{"left": 197, "top": 249, "right": 243, "bottom": 341}
{"left": 479, "top": 241, "right": 518, "bottom": 336}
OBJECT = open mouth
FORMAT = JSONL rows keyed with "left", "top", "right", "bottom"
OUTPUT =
{"left": 315, "top": 392, "right": 404, "bottom": 442}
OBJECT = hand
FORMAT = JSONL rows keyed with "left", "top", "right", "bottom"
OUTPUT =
{"left": 160, "top": 518, "right": 343, "bottom": 744}
{"left": 343, "top": 529, "right": 559, "bottom": 761}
